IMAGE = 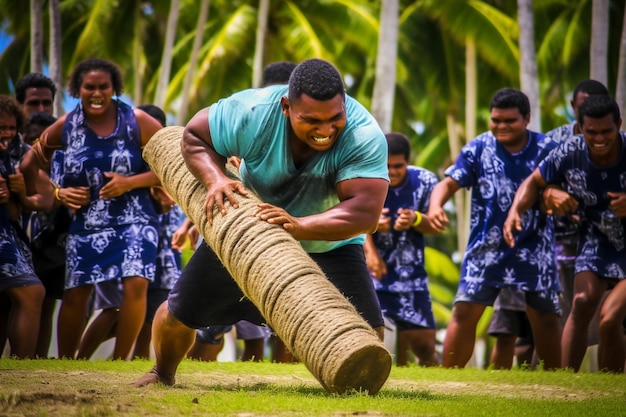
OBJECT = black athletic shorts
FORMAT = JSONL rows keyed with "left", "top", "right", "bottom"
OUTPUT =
{"left": 167, "top": 242, "right": 384, "bottom": 329}
{"left": 488, "top": 308, "right": 533, "bottom": 342}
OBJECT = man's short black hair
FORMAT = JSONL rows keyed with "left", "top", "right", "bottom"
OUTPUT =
{"left": 490, "top": 88, "right": 530, "bottom": 117}
{"left": 68, "top": 58, "right": 124, "bottom": 98}
{"left": 138, "top": 104, "right": 166, "bottom": 127}
{"left": 15, "top": 73, "right": 57, "bottom": 104}
{"left": 262, "top": 61, "right": 297, "bottom": 87}
{"left": 288, "top": 59, "right": 345, "bottom": 102}
{"left": 26, "top": 111, "right": 57, "bottom": 129}
{"left": 386, "top": 132, "right": 411, "bottom": 161}
{"left": 572, "top": 79, "right": 609, "bottom": 101}
{"left": 23, "top": 111, "right": 57, "bottom": 144}
{"left": 577, "top": 95, "right": 621, "bottom": 126}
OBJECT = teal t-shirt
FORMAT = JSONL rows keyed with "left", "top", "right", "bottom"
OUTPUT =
{"left": 209, "top": 85, "right": 389, "bottom": 253}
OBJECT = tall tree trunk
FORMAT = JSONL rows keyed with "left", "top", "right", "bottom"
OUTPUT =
{"left": 154, "top": 0, "right": 180, "bottom": 109}
{"left": 48, "top": 0, "right": 62, "bottom": 116}
{"left": 517, "top": 0, "right": 541, "bottom": 132}
{"left": 447, "top": 111, "right": 467, "bottom": 255}
{"left": 132, "top": 41, "right": 143, "bottom": 105}
{"left": 456, "top": 38, "right": 477, "bottom": 259}
{"left": 132, "top": 5, "right": 145, "bottom": 106}
{"left": 177, "top": 0, "right": 210, "bottom": 124}
{"left": 30, "top": 0, "right": 44, "bottom": 73}
{"left": 616, "top": 4, "right": 626, "bottom": 113}
{"left": 371, "top": 0, "right": 399, "bottom": 133}
{"left": 252, "top": 0, "right": 270, "bottom": 88}
{"left": 590, "top": 0, "right": 609, "bottom": 85}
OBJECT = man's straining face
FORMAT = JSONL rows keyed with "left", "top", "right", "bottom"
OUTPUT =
{"left": 281, "top": 93, "right": 347, "bottom": 152}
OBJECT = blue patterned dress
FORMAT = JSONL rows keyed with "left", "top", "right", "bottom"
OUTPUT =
{"left": 372, "top": 166, "right": 438, "bottom": 328}
{"left": 446, "top": 130, "right": 560, "bottom": 297}
{"left": 539, "top": 132, "right": 626, "bottom": 279}
{"left": 0, "top": 202, "right": 38, "bottom": 290}
{"left": 61, "top": 100, "right": 159, "bottom": 289}
{"left": 152, "top": 205, "right": 185, "bottom": 291}
{"left": 0, "top": 136, "right": 39, "bottom": 289}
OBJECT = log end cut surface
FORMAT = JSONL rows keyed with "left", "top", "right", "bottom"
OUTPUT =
{"left": 326, "top": 344, "right": 392, "bottom": 395}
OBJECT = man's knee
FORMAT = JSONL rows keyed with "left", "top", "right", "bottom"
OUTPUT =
{"left": 570, "top": 292, "right": 598, "bottom": 317}
{"left": 599, "top": 311, "right": 625, "bottom": 336}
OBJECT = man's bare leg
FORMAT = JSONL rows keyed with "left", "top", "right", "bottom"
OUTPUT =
{"left": 598, "top": 281, "right": 626, "bottom": 372}
{"left": 271, "top": 335, "right": 294, "bottom": 363}
{"left": 132, "top": 301, "right": 196, "bottom": 387}
{"left": 442, "top": 302, "right": 485, "bottom": 368}
{"left": 490, "top": 333, "right": 516, "bottom": 369}
{"left": 526, "top": 306, "right": 561, "bottom": 370}
{"left": 561, "top": 272, "right": 606, "bottom": 371}
{"left": 187, "top": 336, "right": 224, "bottom": 361}
{"left": 241, "top": 338, "right": 265, "bottom": 362}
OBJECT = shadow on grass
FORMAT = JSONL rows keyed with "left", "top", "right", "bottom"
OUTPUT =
{"left": 179, "top": 380, "right": 453, "bottom": 402}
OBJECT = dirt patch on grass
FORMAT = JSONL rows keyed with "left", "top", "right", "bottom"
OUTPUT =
{"left": 0, "top": 368, "right": 613, "bottom": 416}
{"left": 386, "top": 379, "right": 596, "bottom": 400}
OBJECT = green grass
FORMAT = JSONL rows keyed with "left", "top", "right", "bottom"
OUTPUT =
{"left": 1, "top": 358, "right": 625, "bottom": 416}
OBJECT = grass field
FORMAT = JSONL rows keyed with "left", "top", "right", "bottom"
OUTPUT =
{"left": 1, "top": 358, "right": 625, "bottom": 416}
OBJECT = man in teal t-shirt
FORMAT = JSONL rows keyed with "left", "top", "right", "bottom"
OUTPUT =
{"left": 135, "top": 58, "right": 389, "bottom": 387}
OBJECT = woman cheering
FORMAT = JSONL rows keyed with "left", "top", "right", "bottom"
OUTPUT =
{"left": 21, "top": 58, "right": 163, "bottom": 360}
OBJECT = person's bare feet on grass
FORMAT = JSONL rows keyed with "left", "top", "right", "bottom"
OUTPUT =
{"left": 132, "top": 367, "right": 175, "bottom": 387}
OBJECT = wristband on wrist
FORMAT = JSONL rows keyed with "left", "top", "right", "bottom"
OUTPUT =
{"left": 50, "top": 180, "right": 62, "bottom": 201}
{"left": 412, "top": 211, "right": 423, "bottom": 227}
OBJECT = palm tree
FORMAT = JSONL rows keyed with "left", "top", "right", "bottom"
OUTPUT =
{"left": 30, "top": 0, "right": 43, "bottom": 73}
{"left": 616, "top": 3, "right": 626, "bottom": 112}
{"left": 251, "top": 0, "right": 270, "bottom": 88}
{"left": 456, "top": 37, "right": 477, "bottom": 259}
{"left": 396, "top": 0, "right": 519, "bottom": 257}
{"left": 534, "top": 0, "right": 625, "bottom": 130}
{"left": 159, "top": 2, "right": 257, "bottom": 115}
{"left": 0, "top": 0, "right": 31, "bottom": 90}
{"left": 48, "top": 0, "right": 62, "bottom": 116}
{"left": 161, "top": 0, "right": 382, "bottom": 119}
{"left": 371, "top": 0, "right": 399, "bottom": 133}
{"left": 176, "top": 0, "right": 211, "bottom": 125}
{"left": 517, "top": 0, "right": 541, "bottom": 131}
{"left": 6, "top": 1, "right": 617, "bottom": 169}
{"left": 590, "top": 0, "right": 609, "bottom": 84}
{"left": 154, "top": 0, "right": 180, "bottom": 109}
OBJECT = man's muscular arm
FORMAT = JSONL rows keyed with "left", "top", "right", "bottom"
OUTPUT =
{"left": 181, "top": 108, "right": 248, "bottom": 223}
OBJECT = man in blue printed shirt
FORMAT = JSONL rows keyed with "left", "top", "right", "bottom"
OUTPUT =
{"left": 428, "top": 88, "right": 562, "bottom": 370}
{"left": 504, "top": 95, "right": 626, "bottom": 373}
{"left": 364, "top": 132, "right": 440, "bottom": 366}
{"left": 544, "top": 80, "right": 609, "bottom": 325}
